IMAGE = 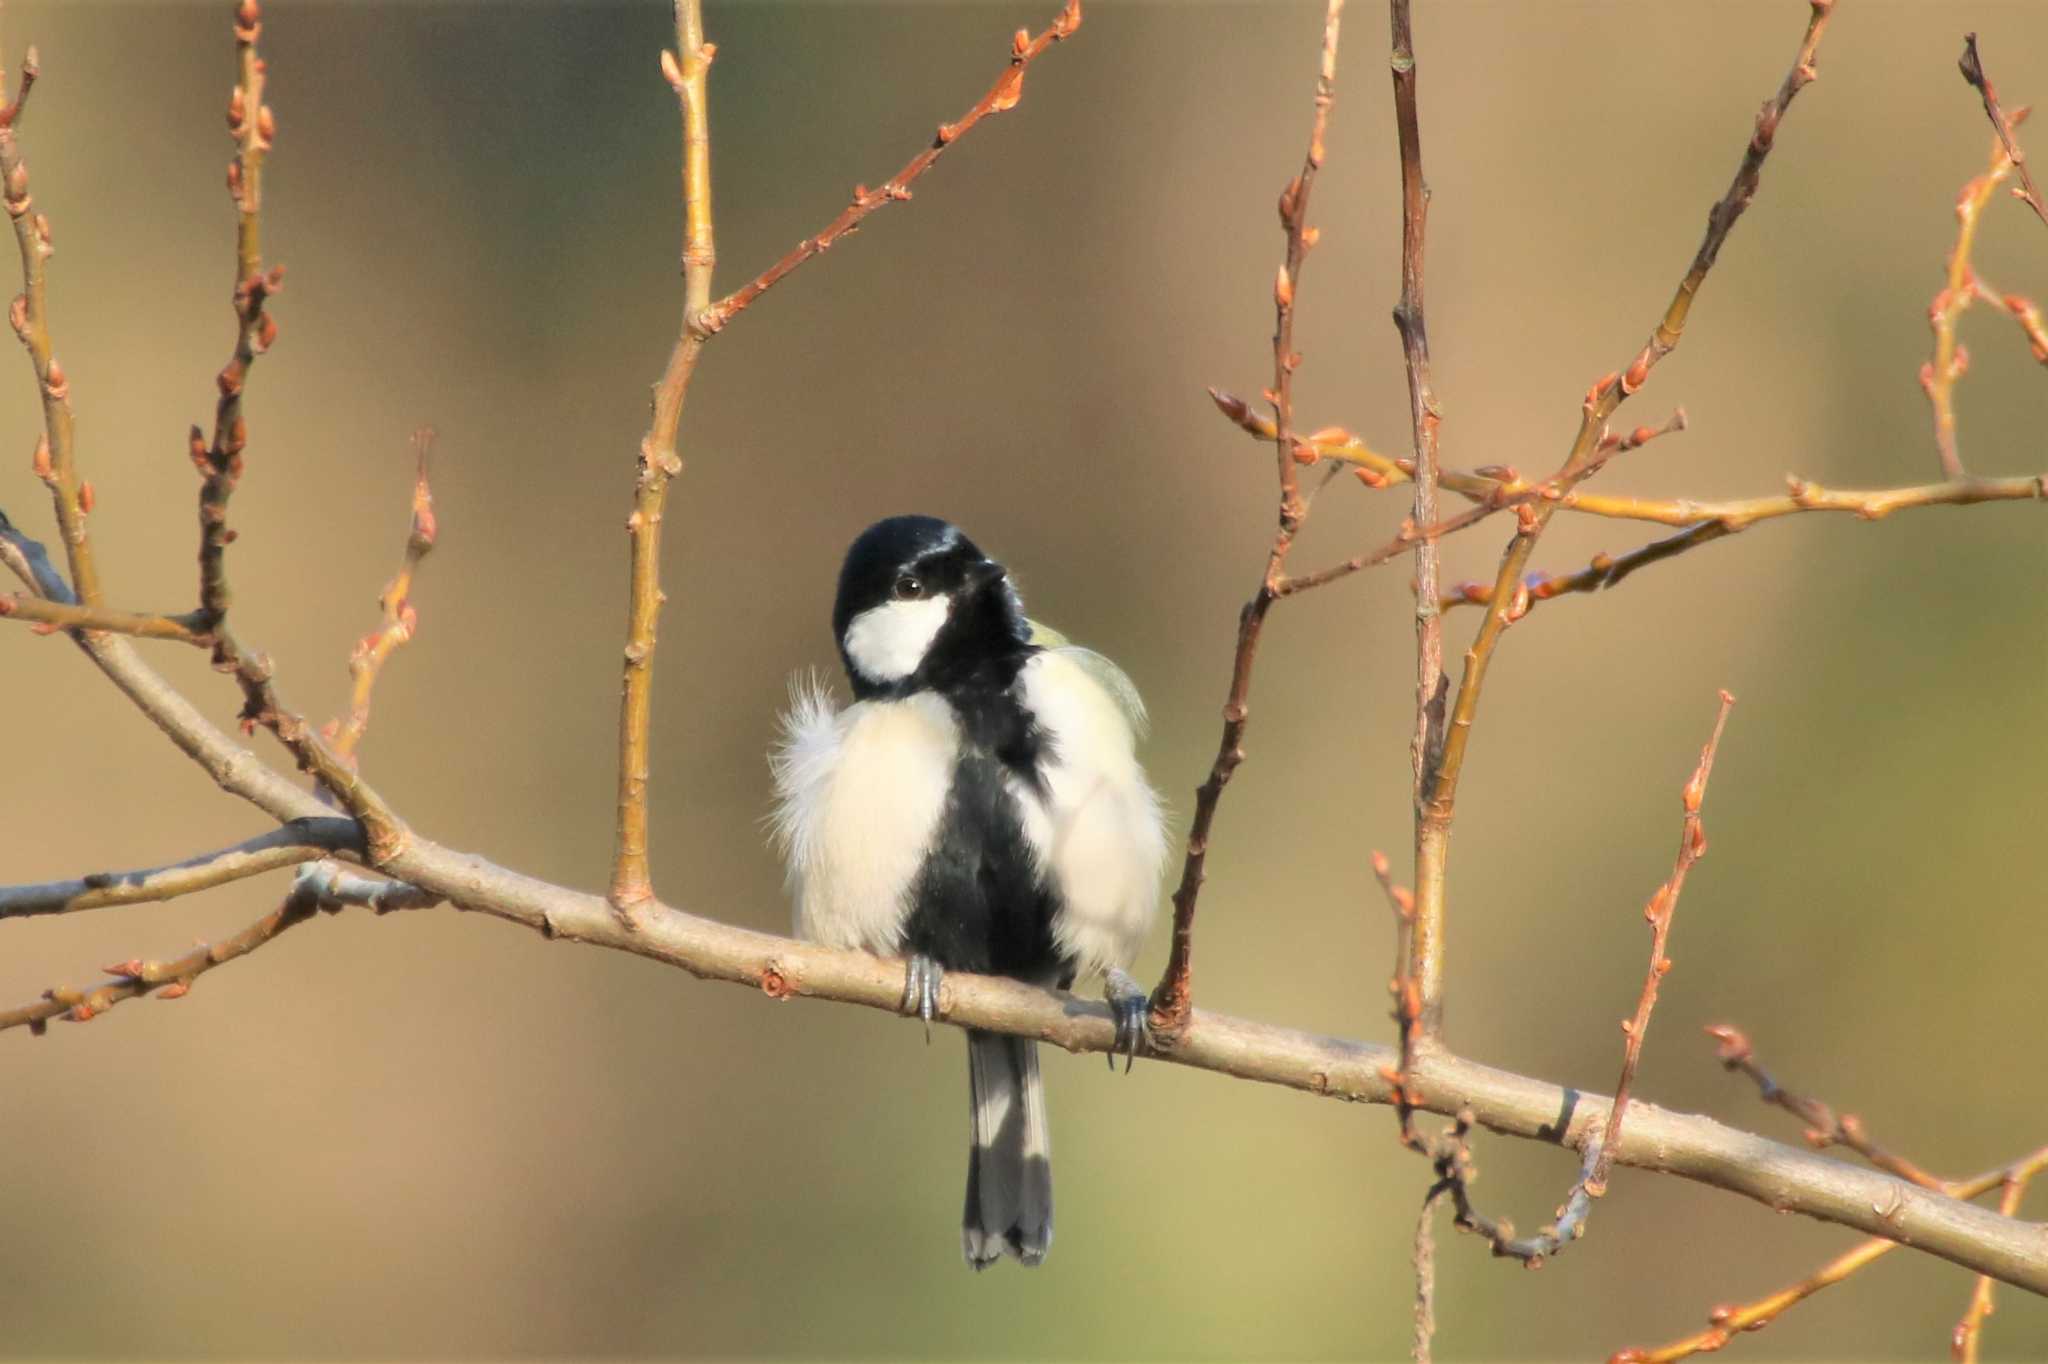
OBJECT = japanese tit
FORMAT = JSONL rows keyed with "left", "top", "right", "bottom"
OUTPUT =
{"left": 770, "top": 514, "right": 1166, "bottom": 1268}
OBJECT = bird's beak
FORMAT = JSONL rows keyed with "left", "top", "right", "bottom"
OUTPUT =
{"left": 964, "top": 557, "right": 1006, "bottom": 593}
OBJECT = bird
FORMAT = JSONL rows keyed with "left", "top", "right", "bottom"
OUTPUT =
{"left": 769, "top": 514, "right": 1167, "bottom": 1269}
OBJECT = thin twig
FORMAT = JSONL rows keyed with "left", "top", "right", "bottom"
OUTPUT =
{"left": 1584, "top": 692, "right": 1735, "bottom": 1199}
{"left": 1430, "top": 0, "right": 1832, "bottom": 784}
{"left": 0, "top": 863, "right": 437, "bottom": 1037}
{"left": 326, "top": 429, "right": 436, "bottom": 763}
{"left": 1704, "top": 1023, "right": 1946, "bottom": 1190}
{"left": 0, "top": 40, "right": 98, "bottom": 605}
{"left": 1959, "top": 34, "right": 2048, "bottom": 233}
{"left": 696, "top": 1, "right": 1082, "bottom": 333}
{"left": 193, "top": 0, "right": 280, "bottom": 634}
{"left": 1413, "top": 1183, "right": 1441, "bottom": 1364}
{"left": 1954, "top": 1167, "right": 2037, "bottom": 1362}
{"left": 1439, "top": 469, "right": 2047, "bottom": 614}
{"left": 1924, "top": 109, "right": 2036, "bottom": 479}
{"left": 0, "top": 593, "right": 207, "bottom": 641}
{"left": 608, "top": 0, "right": 717, "bottom": 917}
{"left": 1150, "top": 0, "right": 1343, "bottom": 1036}
{"left": 1612, "top": 1146, "right": 2048, "bottom": 1363}
{"left": 1388, "top": 0, "right": 1449, "bottom": 1039}
{"left": 0, "top": 818, "right": 362, "bottom": 918}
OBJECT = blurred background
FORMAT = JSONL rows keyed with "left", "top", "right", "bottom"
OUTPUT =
{"left": 2, "top": 1, "right": 2044, "bottom": 1358}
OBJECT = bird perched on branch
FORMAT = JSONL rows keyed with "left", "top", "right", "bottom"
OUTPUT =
{"left": 771, "top": 514, "right": 1166, "bottom": 1268}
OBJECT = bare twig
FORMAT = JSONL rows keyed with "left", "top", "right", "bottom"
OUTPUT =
{"left": 696, "top": 1, "right": 1082, "bottom": 333}
{"left": 1924, "top": 109, "right": 2038, "bottom": 479}
{"left": 1959, "top": 34, "right": 2048, "bottom": 233}
{"left": 1425, "top": 0, "right": 1833, "bottom": 837}
{"left": 1705, "top": 1023, "right": 1946, "bottom": 1190}
{"left": 1150, "top": 0, "right": 1343, "bottom": 1036}
{"left": 1584, "top": 692, "right": 1735, "bottom": 1199}
{"left": 0, "top": 42, "right": 98, "bottom": 606}
{"left": 1413, "top": 1183, "right": 1441, "bottom": 1364}
{"left": 1955, "top": 1167, "right": 2038, "bottom": 1362}
{"left": 326, "top": 430, "right": 436, "bottom": 763}
{"left": 608, "top": 0, "right": 715, "bottom": 917}
{"left": 0, "top": 593, "right": 206, "bottom": 641}
{"left": 0, "top": 863, "right": 437, "bottom": 1037}
{"left": 0, "top": 818, "right": 363, "bottom": 918}
{"left": 1388, "top": 0, "right": 1449, "bottom": 1038}
{"left": 1440, "top": 470, "right": 2046, "bottom": 614}
{"left": 1613, "top": 1146, "right": 2048, "bottom": 1363}
{"left": 193, "top": 0, "right": 282, "bottom": 634}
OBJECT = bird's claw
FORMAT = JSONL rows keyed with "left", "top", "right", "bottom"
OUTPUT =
{"left": 1104, "top": 967, "right": 1148, "bottom": 1073}
{"left": 902, "top": 953, "right": 942, "bottom": 1042}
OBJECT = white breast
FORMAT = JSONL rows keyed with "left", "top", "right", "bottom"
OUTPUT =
{"left": 1014, "top": 648, "right": 1168, "bottom": 982}
{"left": 769, "top": 678, "right": 958, "bottom": 954}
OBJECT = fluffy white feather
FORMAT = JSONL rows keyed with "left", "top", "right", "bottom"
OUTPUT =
{"left": 1015, "top": 647, "right": 1167, "bottom": 982}
{"left": 769, "top": 675, "right": 957, "bottom": 952}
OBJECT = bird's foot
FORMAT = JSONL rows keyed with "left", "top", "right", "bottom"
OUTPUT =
{"left": 902, "top": 953, "right": 943, "bottom": 1041}
{"left": 1104, "top": 967, "right": 1148, "bottom": 1073}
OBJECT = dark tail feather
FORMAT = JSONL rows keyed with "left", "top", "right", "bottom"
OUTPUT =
{"left": 962, "top": 1029, "right": 1052, "bottom": 1268}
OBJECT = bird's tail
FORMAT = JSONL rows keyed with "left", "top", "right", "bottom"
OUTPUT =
{"left": 963, "top": 1029, "right": 1052, "bottom": 1268}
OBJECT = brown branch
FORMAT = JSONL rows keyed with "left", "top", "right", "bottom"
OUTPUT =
{"left": 696, "top": 1, "right": 1082, "bottom": 334}
{"left": 1150, "top": 0, "right": 1344, "bottom": 1036}
{"left": 195, "top": 0, "right": 281, "bottom": 634}
{"left": 1705, "top": 1023, "right": 1946, "bottom": 1190}
{"left": 0, "top": 818, "right": 362, "bottom": 918}
{"left": 1960, "top": 34, "right": 2048, "bottom": 234}
{"left": 1388, "top": 0, "right": 1450, "bottom": 1040}
{"left": 1614, "top": 1146, "right": 2048, "bottom": 1363}
{"left": 608, "top": 0, "right": 717, "bottom": 917}
{"left": 1439, "top": 471, "right": 2046, "bottom": 614}
{"left": 0, "top": 42, "right": 98, "bottom": 606}
{"left": 1412, "top": 1183, "right": 1441, "bottom": 1364}
{"left": 1955, "top": 1167, "right": 2038, "bottom": 1362}
{"left": 0, "top": 593, "right": 207, "bottom": 641}
{"left": 326, "top": 429, "right": 436, "bottom": 763}
{"left": 1586, "top": 692, "right": 1735, "bottom": 1198}
{"left": 1424, "top": 0, "right": 1832, "bottom": 850}
{"left": 1924, "top": 109, "right": 2036, "bottom": 479}
{"left": 0, "top": 862, "right": 436, "bottom": 1037}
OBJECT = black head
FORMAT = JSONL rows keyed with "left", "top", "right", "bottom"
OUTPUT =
{"left": 832, "top": 515, "right": 1031, "bottom": 700}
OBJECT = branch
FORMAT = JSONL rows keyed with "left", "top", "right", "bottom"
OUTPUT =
{"left": 1586, "top": 692, "right": 1735, "bottom": 1198}
{"left": 1614, "top": 1148, "right": 2048, "bottom": 1363}
{"left": 1389, "top": 0, "right": 1449, "bottom": 1038}
{"left": 608, "top": 0, "right": 715, "bottom": 917}
{"left": 0, "top": 818, "right": 362, "bottom": 918}
{"left": 1150, "top": 0, "right": 1344, "bottom": 1035}
{"left": 1924, "top": 108, "right": 2038, "bottom": 479}
{"left": 0, "top": 42, "right": 98, "bottom": 606}
{"left": 1959, "top": 34, "right": 2048, "bottom": 234}
{"left": 326, "top": 429, "right": 436, "bottom": 762}
{"left": 194, "top": 0, "right": 281, "bottom": 634}
{"left": 1439, "top": 471, "right": 2047, "bottom": 614}
{"left": 0, "top": 862, "right": 435, "bottom": 1037}
{"left": 1955, "top": 1166, "right": 2038, "bottom": 1362}
{"left": 1705, "top": 1023, "right": 1945, "bottom": 1190}
{"left": 16, "top": 604, "right": 2048, "bottom": 1292}
{"left": 0, "top": 592, "right": 206, "bottom": 641}
{"left": 1422, "top": 0, "right": 1833, "bottom": 841}
{"left": 695, "top": 1, "right": 1083, "bottom": 333}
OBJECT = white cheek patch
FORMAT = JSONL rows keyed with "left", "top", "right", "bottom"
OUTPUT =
{"left": 843, "top": 596, "right": 951, "bottom": 683}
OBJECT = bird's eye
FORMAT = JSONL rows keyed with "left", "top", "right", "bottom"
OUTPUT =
{"left": 892, "top": 574, "right": 923, "bottom": 600}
